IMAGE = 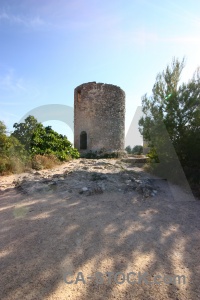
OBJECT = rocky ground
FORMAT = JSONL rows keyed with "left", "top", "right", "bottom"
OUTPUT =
{"left": 0, "top": 158, "right": 199, "bottom": 300}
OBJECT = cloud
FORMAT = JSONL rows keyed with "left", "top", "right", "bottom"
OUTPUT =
{"left": 0, "top": 110, "right": 20, "bottom": 132}
{"left": 0, "top": 11, "right": 47, "bottom": 29}
{"left": 0, "top": 68, "right": 41, "bottom": 101}
{"left": 142, "top": 0, "right": 200, "bottom": 28}
{"left": 0, "top": 69, "right": 27, "bottom": 92}
{"left": 162, "top": 36, "right": 200, "bottom": 45}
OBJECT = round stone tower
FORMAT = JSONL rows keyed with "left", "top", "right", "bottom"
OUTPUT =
{"left": 74, "top": 82, "right": 125, "bottom": 155}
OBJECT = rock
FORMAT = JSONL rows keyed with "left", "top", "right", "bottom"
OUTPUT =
{"left": 91, "top": 173, "right": 108, "bottom": 181}
{"left": 82, "top": 187, "right": 88, "bottom": 192}
{"left": 132, "top": 183, "right": 138, "bottom": 190}
{"left": 135, "top": 179, "right": 142, "bottom": 184}
{"left": 79, "top": 160, "right": 87, "bottom": 164}
{"left": 145, "top": 184, "right": 154, "bottom": 191}
{"left": 79, "top": 187, "right": 89, "bottom": 194}
{"left": 29, "top": 169, "right": 35, "bottom": 174}
{"left": 35, "top": 172, "right": 41, "bottom": 175}
{"left": 95, "top": 161, "right": 108, "bottom": 166}
{"left": 100, "top": 174, "right": 108, "bottom": 180}
{"left": 144, "top": 192, "right": 151, "bottom": 198}
{"left": 41, "top": 179, "right": 51, "bottom": 184}
{"left": 97, "top": 182, "right": 106, "bottom": 191}
{"left": 125, "top": 180, "right": 132, "bottom": 185}
{"left": 52, "top": 174, "right": 60, "bottom": 178}
{"left": 82, "top": 166, "right": 89, "bottom": 170}
{"left": 52, "top": 178, "right": 59, "bottom": 182}
{"left": 151, "top": 190, "right": 157, "bottom": 197}
{"left": 93, "top": 166, "right": 103, "bottom": 169}
{"left": 121, "top": 173, "right": 130, "bottom": 179}
{"left": 64, "top": 170, "right": 73, "bottom": 175}
{"left": 130, "top": 177, "right": 137, "bottom": 182}
{"left": 86, "top": 186, "right": 104, "bottom": 196}
{"left": 50, "top": 182, "right": 57, "bottom": 186}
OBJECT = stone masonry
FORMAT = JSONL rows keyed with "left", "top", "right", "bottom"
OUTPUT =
{"left": 74, "top": 82, "right": 125, "bottom": 154}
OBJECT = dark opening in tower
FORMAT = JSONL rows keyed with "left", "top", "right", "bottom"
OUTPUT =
{"left": 80, "top": 131, "right": 87, "bottom": 149}
{"left": 77, "top": 90, "right": 81, "bottom": 102}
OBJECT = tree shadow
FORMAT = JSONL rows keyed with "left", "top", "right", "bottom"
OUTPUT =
{"left": 0, "top": 169, "right": 199, "bottom": 299}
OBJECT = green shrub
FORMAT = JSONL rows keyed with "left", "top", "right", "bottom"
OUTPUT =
{"left": 0, "top": 117, "right": 80, "bottom": 175}
{"left": 12, "top": 116, "right": 80, "bottom": 161}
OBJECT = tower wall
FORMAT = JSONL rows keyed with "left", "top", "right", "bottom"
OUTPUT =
{"left": 74, "top": 82, "right": 125, "bottom": 153}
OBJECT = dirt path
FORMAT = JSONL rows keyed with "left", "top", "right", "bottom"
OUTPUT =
{"left": 0, "top": 159, "right": 199, "bottom": 299}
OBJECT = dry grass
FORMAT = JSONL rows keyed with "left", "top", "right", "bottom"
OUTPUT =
{"left": 0, "top": 156, "right": 26, "bottom": 175}
{"left": 31, "top": 154, "right": 61, "bottom": 170}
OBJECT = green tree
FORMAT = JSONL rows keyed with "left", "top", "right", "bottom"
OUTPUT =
{"left": 0, "top": 121, "right": 7, "bottom": 135}
{"left": 0, "top": 121, "right": 7, "bottom": 155}
{"left": 132, "top": 145, "right": 143, "bottom": 155}
{"left": 12, "top": 116, "right": 41, "bottom": 152}
{"left": 31, "top": 125, "right": 79, "bottom": 160}
{"left": 125, "top": 145, "right": 132, "bottom": 154}
{"left": 0, "top": 121, "right": 28, "bottom": 174}
{"left": 12, "top": 116, "right": 79, "bottom": 160}
{"left": 139, "top": 57, "right": 200, "bottom": 184}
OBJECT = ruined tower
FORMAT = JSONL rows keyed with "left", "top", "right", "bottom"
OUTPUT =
{"left": 74, "top": 82, "right": 125, "bottom": 155}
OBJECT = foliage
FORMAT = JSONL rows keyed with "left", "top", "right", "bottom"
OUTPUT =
{"left": 12, "top": 116, "right": 40, "bottom": 152}
{"left": 31, "top": 154, "right": 61, "bottom": 170}
{"left": 125, "top": 145, "right": 143, "bottom": 155}
{"left": 81, "top": 149, "right": 122, "bottom": 159}
{"left": 139, "top": 57, "right": 200, "bottom": 192}
{"left": 132, "top": 145, "right": 143, "bottom": 155}
{"left": 12, "top": 116, "right": 80, "bottom": 160}
{"left": 125, "top": 145, "right": 132, "bottom": 154}
{"left": 0, "top": 121, "right": 7, "bottom": 135}
{"left": 0, "top": 121, "right": 28, "bottom": 174}
{"left": 0, "top": 116, "right": 79, "bottom": 174}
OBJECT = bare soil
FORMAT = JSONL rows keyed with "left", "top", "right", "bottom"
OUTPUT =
{"left": 0, "top": 159, "right": 199, "bottom": 300}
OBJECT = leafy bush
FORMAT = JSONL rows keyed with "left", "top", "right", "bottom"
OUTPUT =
{"left": 125, "top": 146, "right": 132, "bottom": 154}
{"left": 81, "top": 149, "right": 122, "bottom": 159}
{"left": 125, "top": 145, "right": 143, "bottom": 155}
{"left": 132, "top": 145, "right": 143, "bottom": 155}
{"left": 81, "top": 151, "right": 98, "bottom": 159}
{"left": 0, "top": 121, "right": 29, "bottom": 175}
{"left": 12, "top": 116, "right": 80, "bottom": 160}
{"left": 0, "top": 117, "right": 79, "bottom": 175}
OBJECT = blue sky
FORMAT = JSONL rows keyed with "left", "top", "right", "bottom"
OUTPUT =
{"left": 0, "top": 0, "right": 200, "bottom": 145}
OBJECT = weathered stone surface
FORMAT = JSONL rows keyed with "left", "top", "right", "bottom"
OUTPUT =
{"left": 74, "top": 82, "right": 125, "bottom": 155}
{"left": 91, "top": 173, "right": 108, "bottom": 181}
{"left": 86, "top": 185, "right": 104, "bottom": 196}
{"left": 1, "top": 158, "right": 158, "bottom": 199}
{"left": 121, "top": 157, "right": 148, "bottom": 164}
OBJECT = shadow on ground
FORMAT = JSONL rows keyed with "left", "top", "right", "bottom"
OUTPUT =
{"left": 0, "top": 169, "right": 199, "bottom": 300}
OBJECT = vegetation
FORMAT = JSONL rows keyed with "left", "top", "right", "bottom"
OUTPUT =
{"left": 139, "top": 57, "right": 200, "bottom": 197}
{"left": 125, "top": 145, "right": 132, "bottom": 154}
{"left": 81, "top": 149, "right": 122, "bottom": 159}
{"left": 0, "top": 116, "right": 79, "bottom": 175}
{"left": 125, "top": 145, "right": 143, "bottom": 155}
{"left": 12, "top": 116, "right": 79, "bottom": 160}
{"left": 0, "top": 121, "right": 28, "bottom": 174}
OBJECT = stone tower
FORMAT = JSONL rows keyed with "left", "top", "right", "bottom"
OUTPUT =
{"left": 74, "top": 82, "right": 125, "bottom": 155}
